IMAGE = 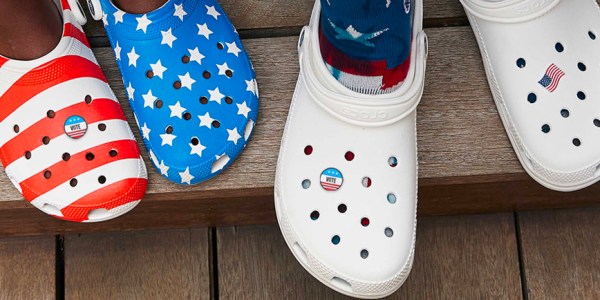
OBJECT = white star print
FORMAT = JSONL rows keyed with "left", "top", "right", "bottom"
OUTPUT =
{"left": 141, "top": 123, "right": 151, "bottom": 140}
{"left": 160, "top": 133, "right": 176, "bottom": 146}
{"left": 114, "top": 41, "right": 122, "bottom": 60}
{"left": 206, "top": 5, "right": 221, "bottom": 20}
{"left": 197, "top": 23, "right": 212, "bottom": 39}
{"left": 216, "top": 62, "right": 231, "bottom": 77}
{"left": 227, "top": 128, "right": 242, "bottom": 144}
{"left": 226, "top": 42, "right": 241, "bottom": 57}
{"left": 173, "top": 3, "right": 187, "bottom": 21}
{"left": 142, "top": 90, "right": 157, "bottom": 108}
{"left": 198, "top": 112, "right": 214, "bottom": 128}
{"left": 126, "top": 82, "right": 135, "bottom": 100}
{"left": 236, "top": 101, "right": 251, "bottom": 118}
{"left": 161, "top": 28, "right": 177, "bottom": 47}
{"left": 158, "top": 160, "right": 169, "bottom": 176}
{"left": 127, "top": 47, "right": 139, "bottom": 67}
{"left": 114, "top": 10, "right": 125, "bottom": 24}
{"left": 190, "top": 140, "right": 207, "bottom": 157}
{"left": 178, "top": 72, "right": 196, "bottom": 90}
{"left": 150, "top": 60, "right": 167, "bottom": 79}
{"left": 136, "top": 14, "right": 152, "bottom": 33}
{"left": 169, "top": 101, "right": 186, "bottom": 118}
{"left": 208, "top": 87, "right": 224, "bottom": 104}
{"left": 179, "top": 167, "right": 194, "bottom": 184}
{"left": 246, "top": 79, "right": 257, "bottom": 95}
{"left": 102, "top": 13, "right": 108, "bottom": 26}
{"left": 212, "top": 154, "right": 230, "bottom": 173}
{"left": 188, "top": 47, "right": 205, "bottom": 64}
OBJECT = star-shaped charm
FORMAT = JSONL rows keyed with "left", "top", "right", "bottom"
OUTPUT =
{"left": 141, "top": 122, "right": 151, "bottom": 140}
{"left": 142, "top": 90, "right": 157, "bottom": 108}
{"left": 169, "top": 101, "right": 186, "bottom": 118}
{"left": 236, "top": 101, "right": 251, "bottom": 118}
{"left": 150, "top": 60, "right": 167, "bottom": 79}
{"left": 179, "top": 167, "right": 194, "bottom": 184}
{"left": 190, "top": 140, "right": 207, "bottom": 156}
{"left": 178, "top": 72, "right": 196, "bottom": 90}
{"left": 114, "top": 41, "right": 122, "bottom": 60}
{"left": 206, "top": 5, "right": 220, "bottom": 20}
{"left": 216, "top": 62, "right": 231, "bottom": 77}
{"left": 245, "top": 79, "right": 257, "bottom": 95}
{"left": 160, "top": 133, "right": 176, "bottom": 146}
{"left": 173, "top": 3, "right": 187, "bottom": 21}
{"left": 161, "top": 28, "right": 177, "bottom": 48}
{"left": 102, "top": 13, "right": 108, "bottom": 26}
{"left": 188, "top": 47, "right": 205, "bottom": 64}
{"left": 198, "top": 112, "right": 214, "bottom": 128}
{"left": 127, "top": 47, "right": 139, "bottom": 67}
{"left": 197, "top": 23, "right": 212, "bottom": 39}
{"left": 126, "top": 82, "right": 135, "bottom": 100}
{"left": 226, "top": 42, "right": 241, "bottom": 57}
{"left": 227, "top": 128, "right": 241, "bottom": 144}
{"left": 114, "top": 10, "right": 125, "bottom": 24}
{"left": 136, "top": 14, "right": 152, "bottom": 33}
{"left": 208, "top": 87, "right": 224, "bottom": 104}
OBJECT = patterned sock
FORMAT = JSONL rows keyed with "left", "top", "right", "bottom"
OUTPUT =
{"left": 320, "top": 0, "right": 413, "bottom": 94}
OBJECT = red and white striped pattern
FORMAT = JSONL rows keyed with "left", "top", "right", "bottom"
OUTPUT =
{"left": 0, "top": 1, "right": 148, "bottom": 222}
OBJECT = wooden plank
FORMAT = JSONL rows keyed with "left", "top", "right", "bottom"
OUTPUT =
{"left": 64, "top": 229, "right": 210, "bottom": 299}
{"left": 0, "top": 236, "right": 55, "bottom": 299}
{"left": 519, "top": 208, "right": 600, "bottom": 299}
{"left": 217, "top": 214, "right": 522, "bottom": 299}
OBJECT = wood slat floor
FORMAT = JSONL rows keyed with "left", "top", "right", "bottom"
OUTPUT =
{"left": 1, "top": 207, "right": 598, "bottom": 299}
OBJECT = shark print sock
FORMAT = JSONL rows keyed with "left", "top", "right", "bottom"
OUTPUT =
{"left": 320, "top": 0, "right": 413, "bottom": 94}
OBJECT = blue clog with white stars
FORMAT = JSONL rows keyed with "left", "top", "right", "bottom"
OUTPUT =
{"left": 88, "top": 0, "right": 259, "bottom": 185}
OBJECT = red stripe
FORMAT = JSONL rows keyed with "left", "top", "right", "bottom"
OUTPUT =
{"left": 64, "top": 23, "right": 91, "bottom": 48}
{"left": 0, "top": 55, "right": 107, "bottom": 123}
{"left": 61, "top": 0, "right": 71, "bottom": 10}
{"left": 0, "top": 57, "right": 8, "bottom": 69}
{"left": 60, "top": 177, "right": 148, "bottom": 222}
{"left": 20, "top": 139, "right": 141, "bottom": 201}
{"left": 0, "top": 99, "right": 125, "bottom": 167}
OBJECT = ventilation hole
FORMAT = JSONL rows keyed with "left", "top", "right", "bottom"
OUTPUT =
{"left": 13, "top": 125, "right": 19, "bottom": 133}
{"left": 304, "top": 145, "right": 313, "bottom": 155}
{"left": 173, "top": 81, "right": 182, "bottom": 89}
{"left": 542, "top": 124, "right": 551, "bottom": 133}
{"left": 224, "top": 96, "right": 233, "bottom": 104}
{"left": 589, "top": 30, "right": 597, "bottom": 40}
{"left": 331, "top": 235, "right": 340, "bottom": 245}
{"left": 330, "top": 277, "right": 352, "bottom": 293}
{"left": 211, "top": 154, "right": 230, "bottom": 173}
{"left": 87, "top": 208, "right": 111, "bottom": 220}
{"left": 573, "top": 138, "right": 581, "bottom": 147}
{"left": 344, "top": 151, "right": 355, "bottom": 161}
{"left": 384, "top": 227, "right": 394, "bottom": 237}
{"left": 203, "top": 71, "right": 211, "bottom": 79}
{"left": 310, "top": 210, "right": 319, "bottom": 220}
{"left": 527, "top": 93, "right": 537, "bottom": 103}
{"left": 98, "top": 123, "right": 106, "bottom": 131}
{"left": 217, "top": 42, "right": 224, "bottom": 50}
{"left": 212, "top": 120, "right": 220, "bottom": 128}
{"left": 225, "top": 70, "right": 233, "bottom": 77}
{"left": 85, "top": 152, "right": 95, "bottom": 161}
{"left": 362, "top": 177, "right": 372, "bottom": 188}
{"left": 302, "top": 179, "right": 311, "bottom": 189}
{"left": 200, "top": 96, "right": 209, "bottom": 104}
{"left": 191, "top": 137, "right": 199, "bottom": 146}
{"left": 243, "top": 120, "right": 254, "bottom": 140}
{"left": 561, "top": 109, "right": 570, "bottom": 118}
{"left": 183, "top": 112, "right": 192, "bottom": 120}
{"left": 516, "top": 58, "right": 526, "bottom": 68}
{"left": 337, "top": 204, "right": 347, "bottom": 213}
{"left": 42, "top": 136, "right": 50, "bottom": 145}
{"left": 578, "top": 62, "right": 587, "bottom": 71}
{"left": 594, "top": 119, "right": 600, "bottom": 127}
{"left": 146, "top": 70, "right": 154, "bottom": 78}
{"left": 165, "top": 126, "right": 174, "bottom": 134}
{"left": 578, "top": 91, "right": 586, "bottom": 100}
{"left": 155, "top": 99, "right": 163, "bottom": 108}
{"left": 109, "top": 149, "right": 118, "bottom": 157}
{"left": 387, "top": 193, "right": 396, "bottom": 204}
{"left": 62, "top": 152, "right": 70, "bottom": 161}
{"left": 388, "top": 156, "right": 398, "bottom": 167}
{"left": 361, "top": 217, "right": 370, "bottom": 227}
{"left": 292, "top": 243, "right": 308, "bottom": 265}
{"left": 25, "top": 151, "right": 31, "bottom": 160}
{"left": 98, "top": 176, "right": 106, "bottom": 184}
{"left": 70, "top": 178, "right": 78, "bottom": 187}
{"left": 47, "top": 110, "right": 55, "bottom": 118}
{"left": 181, "top": 55, "right": 190, "bottom": 63}
{"left": 555, "top": 42, "right": 564, "bottom": 53}
{"left": 360, "top": 249, "right": 369, "bottom": 259}
{"left": 43, "top": 170, "right": 52, "bottom": 179}
{"left": 84, "top": 95, "right": 92, "bottom": 104}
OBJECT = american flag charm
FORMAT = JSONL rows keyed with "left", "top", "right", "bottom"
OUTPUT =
{"left": 538, "top": 64, "right": 565, "bottom": 92}
{"left": 320, "top": 168, "right": 343, "bottom": 191}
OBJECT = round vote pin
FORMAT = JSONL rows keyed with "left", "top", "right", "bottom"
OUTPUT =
{"left": 320, "top": 168, "right": 343, "bottom": 191}
{"left": 64, "top": 115, "right": 88, "bottom": 139}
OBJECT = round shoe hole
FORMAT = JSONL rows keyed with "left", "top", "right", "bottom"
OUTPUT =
{"left": 225, "top": 70, "right": 233, "bottom": 77}
{"left": 361, "top": 217, "right": 370, "bottom": 227}
{"left": 304, "top": 145, "right": 313, "bottom": 155}
{"left": 573, "top": 138, "right": 582, "bottom": 147}
{"left": 146, "top": 70, "right": 154, "bottom": 78}
{"left": 212, "top": 120, "right": 220, "bottom": 128}
{"left": 155, "top": 100, "right": 163, "bottom": 108}
{"left": 527, "top": 93, "right": 537, "bottom": 103}
{"left": 13, "top": 125, "right": 19, "bottom": 133}
{"left": 594, "top": 119, "right": 600, "bottom": 127}
{"left": 337, "top": 204, "right": 347, "bottom": 213}
{"left": 388, "top": 156, "right": 398, "bottom": 167}
{"left": 109, "top": 149, "right": 118, "bottom": 157}
{"left": 203, "top": 71, "right": 211, "bottom": 79}
{"left": 331, "top": 235, "right": 341, "bottom": 245}
{"left": 181, "top": 55, "right": 190, "bottom": 63}
{"left": 225, "top": 96, "right": 233, "bottom": 104}
{"left": 589, "top": 30, "right": 597, "bottom": 40}
{"left": 542, "top": 124, "right": 550, "bottom": 133}
{"left": 561, "top": 109, "right": 570, "bottom": 118}
{"left": 47, "top": 110, "right": 55, "bottom": 118}
{"left": 173, "top": 81, "right": 182, "bottom": 89}
{"left": 191, "top": 137, "right": 199, "bottom": 146}
{"left": 217, "top": 42, "right": 224, "bottom": 50}
{"left": 578, "top": 62, "right": 587, "bottom": 71}
{"left": 200, "top": 96, "right": 209, "bottom": 104}
{"left": 183, "top": 112, "right": 192, "bottom": 120}
{"left": 24, "top": 151, "right": 31, "bottom": 160}
{"left": 516, "top": 58, "right": 526, "bottom": 68}
{"left": 302, "top": 179, "right": 311, "bottom": 189}
{"left": 360, "top": 249, "right": 369, "bottom": 259}
{"left": 362, "top": 177, "right": 372, "bottom": 188}
{"left": 165, "top": 126, "right": 174, "bottom": 134}
{"left": 387, "top": 193, "right": 397, "bottom": 204}
{"left": 384, "top": 227, "right": 394, "bottom": 237}
{"left": 578, "top": 91, "right": 586, "bottom": 100}
{"left": 43, "top": 170, "right": 51, "bottom": 179}
{"left": 70, "top": 178, "right": 78, "bottom": 187}
{"left": 555, "top": 42, "right": 564, "bottom": 53}
{"left": 85, "top": 153, "right": 95, "bottom": 161}
{"left": 42, "top": 136, "right": 50, "bottom": 145}
{"left": 84, "top": 95, "right": 92, "bottom": 104}
{"left": 310, "top": 210, "right": 319, "bottom": 220}
{"left": 344, "top": 151, "right": 355, "bottom": 161}
{"left": 62, "top": 152, "right": 70, "bottom": 161}
{"left": 98, "top": 123, "right": 106, "bottom": 131}
{"left": 98, "top": 176, "right": 106, "bottom": 184}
